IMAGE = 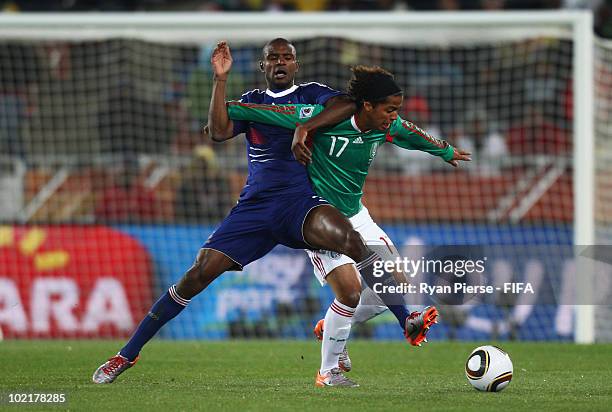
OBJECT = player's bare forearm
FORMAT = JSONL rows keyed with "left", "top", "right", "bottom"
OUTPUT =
{"left": 208, "top": 41, "right": 235, "bottom": 142}
{"left": 292, "top": 126, "right": 312, "bottom": 166}
{"left": 208, "top": 79, "right": 234, "bottom": 142}
{"left": 292, "top": 96, "right": 356, "bottom": 165}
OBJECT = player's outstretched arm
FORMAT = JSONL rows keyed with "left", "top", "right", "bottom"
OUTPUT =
{"left": 292, "top": 95, "right": 356, "bottom": 165}
{"left": 392, "top": 117, "right": 471, "bottom": 166}
{"left": 227, "top": 102, "right": 324, "bottom": 130}
{"left": 208, "top": 41, "right": 235, "bottom": 142}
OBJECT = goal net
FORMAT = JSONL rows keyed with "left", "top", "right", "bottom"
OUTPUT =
{"left": 0, "top": 11, "right": 605, "bottom": 342}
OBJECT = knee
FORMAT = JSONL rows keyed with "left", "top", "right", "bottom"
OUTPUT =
{"left": 184, "top": 252, "right": 215, "bottom": 288}
{"left": 186, "top": 258, "right": 206, "bottom": 283}
{"left": 177, "top": 250, "right": 227, "bottom": 299}
{"left": 337, "top": 289, "right": 361, "bottom": 308}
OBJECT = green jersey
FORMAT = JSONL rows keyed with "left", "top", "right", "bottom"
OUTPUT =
{"left": 227, "top": 102, "right": 454, "bottom": 217}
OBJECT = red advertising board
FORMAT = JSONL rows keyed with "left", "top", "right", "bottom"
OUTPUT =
{"left": 0, "top": 225, "right": 152, "bottom": 338}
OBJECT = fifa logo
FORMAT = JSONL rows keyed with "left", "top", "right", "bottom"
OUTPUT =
{"left": 299, "top": 106, "right": 314, "bottom": 119}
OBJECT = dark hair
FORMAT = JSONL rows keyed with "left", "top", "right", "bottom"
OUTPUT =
{"left": 262, "top": 38, "right": 296, "bottom": 57}
{"left": 347, "top": 65, "right": 402, "bottom": 105}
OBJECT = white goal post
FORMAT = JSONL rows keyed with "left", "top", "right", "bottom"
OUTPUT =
{"left": 0, "top": 11, "right": 598, "bottom": 342}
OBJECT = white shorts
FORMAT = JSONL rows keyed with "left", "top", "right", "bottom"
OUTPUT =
{"left": 307, "top": 206, "right": 399, "bottom": 286}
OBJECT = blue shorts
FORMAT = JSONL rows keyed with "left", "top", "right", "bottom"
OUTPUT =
{"left": 204, "top": 192, "right": 329, "bottom": 269}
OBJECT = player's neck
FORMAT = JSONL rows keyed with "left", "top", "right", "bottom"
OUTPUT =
{"left": 267, "top": 83, "right": 295, "bottom": 93}
{"left": 353, "top": 112, "right": 373, "bottom": 133}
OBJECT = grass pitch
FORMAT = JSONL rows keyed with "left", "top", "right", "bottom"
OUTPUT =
{"left": 1, "top": 340, "right": 610, "bottom": 411}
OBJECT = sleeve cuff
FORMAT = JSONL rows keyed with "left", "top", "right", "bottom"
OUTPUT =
{"left": 442, "top": 146, "right": 454, "bottom": 162}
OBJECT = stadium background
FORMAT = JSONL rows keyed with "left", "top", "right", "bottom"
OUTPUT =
{"left": 0, "top": 1, "right": 610, "bottom": 345}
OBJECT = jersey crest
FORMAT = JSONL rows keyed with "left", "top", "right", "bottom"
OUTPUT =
{"left": 369, "top": 142, "right": 379, "bottom": 164}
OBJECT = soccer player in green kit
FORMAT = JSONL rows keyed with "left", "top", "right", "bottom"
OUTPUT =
{"left": 226, "top": 65, "right": 471, "bottom": 387}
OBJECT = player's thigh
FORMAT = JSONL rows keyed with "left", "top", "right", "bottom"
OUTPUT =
{"left": 273, "top": 193, "right": 332, "bottom": 249}
{"left": 305, "top": 213, "right": 398, "bottom": 285}
{"left": 302, "top": 205, "right": 366, "bottom": 258}
{"left": 313, "top": 212, "right": 408, "bottom": 289}
{"left": 204, "top": 200, "right": 277, "bottom": 268}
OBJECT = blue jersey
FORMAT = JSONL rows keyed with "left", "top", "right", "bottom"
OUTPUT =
{"left": 232, "top": 82, "right": 343, "bottom": 200}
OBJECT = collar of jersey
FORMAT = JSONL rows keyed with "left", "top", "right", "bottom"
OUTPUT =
{"left": 265, "top": 84, "right": 298, "bottom": 98}
{"left": 350, "top": 115, "right": 371, "bottom": 133}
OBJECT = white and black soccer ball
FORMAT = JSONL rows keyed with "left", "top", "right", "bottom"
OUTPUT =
{"left": 465, "top": 345, "right": 513, "bottom": 392}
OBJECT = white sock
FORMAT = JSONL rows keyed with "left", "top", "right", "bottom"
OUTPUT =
{"left": 353, "top": 287, "right": 388, "bottom": 324}
{"left": 320, "top": 299, "right": 355, "bottom": 375}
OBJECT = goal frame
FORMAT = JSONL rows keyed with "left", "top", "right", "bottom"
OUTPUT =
{"left": 0, "top": 10, "right": 595, "bottom": 343}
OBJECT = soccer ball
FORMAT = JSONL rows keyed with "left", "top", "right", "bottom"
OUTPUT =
{"left": 465, "top": 345, "right": 513, "bottom": 392}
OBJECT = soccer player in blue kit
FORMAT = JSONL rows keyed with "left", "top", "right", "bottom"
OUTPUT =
{"left": 93, "top": 38, "right": 432, "bottom": 386}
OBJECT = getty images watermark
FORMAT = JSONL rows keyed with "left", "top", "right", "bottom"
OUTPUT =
{"left": 359, "top": 244, "right": 610, "bottom": 305}
{"left": 371, "top": 255, "right": 534, "bottom": 297}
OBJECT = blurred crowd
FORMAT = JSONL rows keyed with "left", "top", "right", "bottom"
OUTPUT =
{"left": 0, "top": 38, "right": 581, "bottom": 225}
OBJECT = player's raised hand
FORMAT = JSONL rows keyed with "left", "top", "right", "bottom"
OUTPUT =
{"left": 292, "top": 125, "right": 312, "bottom": 166}
{"left": 211, "top": 41, "right": 233, "bottom": 80}
{"left": 447, "top": 147, "right": 472, "bottom": 167}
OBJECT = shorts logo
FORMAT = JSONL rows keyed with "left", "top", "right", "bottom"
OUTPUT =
{"left": 326, "top": 250, "right": 341, "bottom": 259}
{"left": 299, "top": 106, "right": 315, "bottom": 119}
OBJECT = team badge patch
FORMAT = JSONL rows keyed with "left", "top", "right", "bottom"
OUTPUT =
{"left": 370, "top": 141, "right": 379, "bottom": 157}
{"left": 369, "top": 142, "right": 379, "bottom": 164}
{"left": 299, "top": 106, "right": 315, "bottom": 119}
